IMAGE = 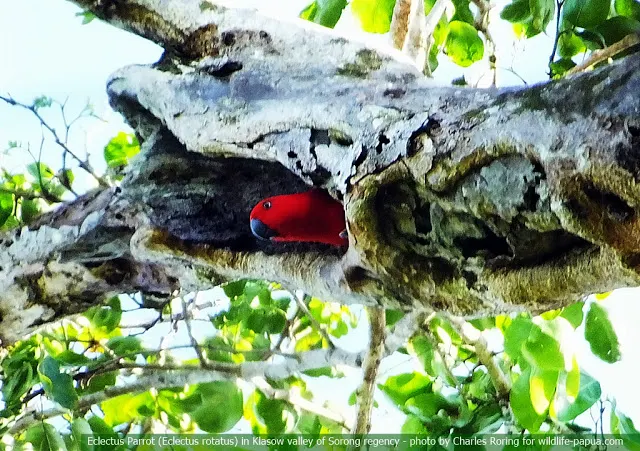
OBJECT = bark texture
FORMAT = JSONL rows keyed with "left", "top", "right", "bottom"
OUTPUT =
{"left": 1, "top": 0, "right": 639, "bottom": 343}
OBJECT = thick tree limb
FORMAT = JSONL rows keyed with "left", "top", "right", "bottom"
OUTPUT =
{"left": 1, "top": 0, "right": 640, "bottom": 343}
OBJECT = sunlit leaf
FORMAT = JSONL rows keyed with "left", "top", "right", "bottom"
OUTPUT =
{"left": 615, "top": 0, "right": 640, "bottom": 20}
{"left": 299, "top": 0, "right": 347, "bottom": 28}
{"left": 553, "top": 372, "right": 601, "bottom": 421}
{"left": 444, "top": 21, "right": 484, "bottom": 67}
{"left": 510, "top": 368, "right": 545, "bottom": 432}
{"left": 585, "top": 302, "right": 621, "bottom": 363}
{"left": 103, "top": 132, "right": 140, "bottom": 168}
{"left": 351, "top": 0, "right": 395, "bottom": 33}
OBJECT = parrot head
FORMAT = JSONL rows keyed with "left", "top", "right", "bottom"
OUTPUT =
{"left": 249, "top": 198, "right": 281, "bottom": 241}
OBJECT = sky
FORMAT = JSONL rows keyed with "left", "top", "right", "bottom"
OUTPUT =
{"left": 1, "top": 0, "right": 640, "bottom": 433}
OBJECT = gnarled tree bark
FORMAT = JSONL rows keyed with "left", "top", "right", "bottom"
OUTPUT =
{"left": 1, "top": 0, "right": 639, "bottom": 343}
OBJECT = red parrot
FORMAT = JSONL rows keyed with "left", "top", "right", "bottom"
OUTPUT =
{"left": 249, "top": 189, "right": 348, "bottom": 246}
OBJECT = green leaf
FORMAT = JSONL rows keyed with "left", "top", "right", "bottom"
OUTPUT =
{"left": 27, "top": 162, "right": 55, "bottom": 180}
{"left": 529, "top": 0, "right": 555, "bottom": 34}
{"left": 501, "top": 0, "right": 531, "bottom": 22}
{"left": 463, "top": 403, "right": 504, "bottom": 434}
{"left": 585, "top": 302, "right": 621, "bottom": 363}
{"left": 190, "top": 382, "right": 243, "bottom": 432}
{"left": 25, "top": 423, "right": 67, "bottom": 451}
{"left": 106, "top": 336, "right": 143, "bottom": 357}
{"left": 529, "top": 368, "right": 558, "bottom": 414}
{"left": 401, "top": 414, "right": 429, "bottom": 434}
{"left": 85, "top": 296, "right": 122, "bottom": 332}
{"left": 444, "top": 21, "right": 484, "bottom": 67}
{"left": 521, "top": 323, "right": 565, "bottom": 371}
{"left": 563, "top": 0, "right": 611, "bottom": 27}
{"left": 452, "top": 0, "right": 475, "bottom": 24}
{"left": 385, "top": 309, "right": 405, "bottom": 327}
{"left": 303, "top": 366, "right": 344, "bottom": 378}
{"left": 553, "top": 372, "right": 601, "bottom": 421}
{"left": 2, "top": 361, "right": 36, "bottom": 408}
{"left": 75, "top": 11, "right": 97, "bottom": 25}
{"left": 558, "top": 29, "right": 586, "bottom": 58}
{"left": 20, "top": 199, "right": 41, "bottom": 224}
{"left": 549, "top": 58, "right": 577, "bottom": 77}
{"left": 223, "top": 279, "right": 247, "bottom": 298}
{"left": 299, "top": 0, "right": 348, "bottom": 29}
{"left": 404, "top": 392, "right": 457, "bottom": 421}
{"left": 611, "top": 408, "right": 640, "bottom": 450}
{"left": 510, "top": 368, "right": 545, "bottom": 432}
{"left": 560, "top": 301, "right": 585, "bottom": 328}
{"left": 87, "top": 415, "right": 116, "bottom": 435}
{"left": 594, "top": 16, "right": 640, "bottom": 45}
{"left": 466, "top": 370, "right": 496, "bottom": 401}
{"left": 103, "top": 132, "right": 140, "bottom": 168}
{"left": 576, "top": 29, "right": 607, "bottom": 50}
{"left": 54, "top": 350, "right": 91, "bottom": 366}
{"left": 409, "top": 335, "right": 457, "bottom": 386}
{"left": 102, "top": 392, "right": 155, "bottom": 426}
{"left": 351, "top": 0, "right": 395, "bottom": 33}
{"left": 38, "top": 357, "right": 78, "bottom": 409}
{"left": 378, "top": 372, "right": 432, "bottom": 407}
{"left": 71, "top": 418, "right": 94, "bottom": 451}
{"left": 615, "top": 0, "right": 640, "bottom": 20}
{"left": 79, "top": 371, "right": 117, "bottom": 395}
{"left": 32, "top": 96, "right": 53, "bottom": 110}
{"left": 0, "top": 192, "right": 14, "bottom": 228}
{"left": 503, "top": 315, "right": 533, "bottom": 362}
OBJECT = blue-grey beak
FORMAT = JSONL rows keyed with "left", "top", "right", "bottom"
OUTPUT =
{"left": 250, "top": 218, "right": 278, "bottom": 241}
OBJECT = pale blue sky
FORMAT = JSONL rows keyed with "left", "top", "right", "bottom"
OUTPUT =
{"left": 1, "top": 0, "right": 639, "bottom": 432}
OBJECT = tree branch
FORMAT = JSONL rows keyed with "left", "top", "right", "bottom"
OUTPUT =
{"left": 10, "top": 347, "right": 365, "bottom": 434}
{"left": 446, "top": 315, "right": 511, "bottom": 399}
{"left": 389, "top": 0, "right": 412, "bottom": 50}
{"left": 352, "top": 307, "right": 385, "bottom": 434}
{"left": 566, "top": 33, "right": 640, "bottom": 76}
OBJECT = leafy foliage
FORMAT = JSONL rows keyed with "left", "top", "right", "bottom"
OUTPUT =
{"left": 299, "top": 0, "right": 348, "bottom": 28}
{"left": 378, "top": 301, "right": 621, "bottom": 437}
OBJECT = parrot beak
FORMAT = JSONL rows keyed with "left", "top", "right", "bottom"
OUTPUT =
{"left": 250, "top": 218, "right": 278, "bottom": 241}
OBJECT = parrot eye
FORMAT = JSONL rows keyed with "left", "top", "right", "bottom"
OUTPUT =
{"left": 263, "top": 201, "right": 272, "bottom": 210}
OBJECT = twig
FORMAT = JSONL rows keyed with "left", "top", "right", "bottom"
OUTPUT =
{"left": 548, "top": 0, "right": 565, "bottom": 68}
{"left": 445, "top": 314, "right": 511, "bottom": 399}
{"left": 389, "top": 0, "right": 412, "bottom": 50}
{"left": 352, "top": 307, "right": 385, "bottom": 434}
{"left": 384, "top": 309, "right": 433, "bottom": 355}
{"left": 402, "top": 0, "right": 427, "bottom": 66}
{"left": 253, "top": 378, "right": 350, "bottom": 430}
{"left": 182, "top": 297, "right": 208, "bottom": 367}
{"left": 421, "top": 0, "right": 452, "bottom": 75}
{"left": 294, "top": 292, "right": 335, "bottom": 349}
{"left": 423, "top": 322, "right": 460, "bottom": 389}
{"left": 0, "top": 95, "right": 108, "bottom": 187}
{"left": 566, "top": 33, "right": 640, "bottom": 76}
{"left": 471, "top": 0, "right": 498, "bottom": 86}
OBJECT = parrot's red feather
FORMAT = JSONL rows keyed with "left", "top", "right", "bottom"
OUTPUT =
{"left": 250, "top": 190, "right": 348, "bottom": 246}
